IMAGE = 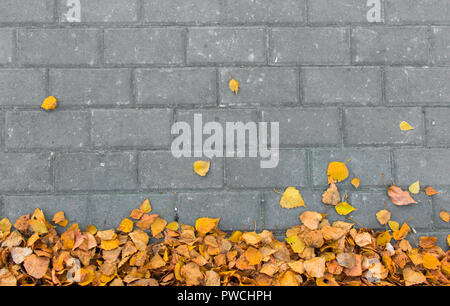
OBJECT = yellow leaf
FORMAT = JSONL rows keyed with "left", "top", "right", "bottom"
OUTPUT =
{"left": 422, "top": 254, "right": 440, "bottom": 270}
{"left": 166, "top": 221, "right": 179, "bottom": 231}
{"left": 388, "top": 220, "right": 400, "bottom": 232}
{"left": 279, "top": 270, "right": 298, "bottom": 286}
{"left": 280, "top": 187, "right": 305, "bottom": 209}
{"left": 100, "top": 239, "right": 120, "bottom": 251}
{"left": 335, "top": 202, "right": 357, "bottom": 216}
{"left": 85, "top": 225, "right": 97, "bottom": 235}
{"left": 195, "top": 217, "right": 219, "bottom": 235}
{"left": 403, "top": 267, "right": 426, "bottom": 286}
{"left": 376, "top": 209, "right": 391, "bottom": 225}
{"left": 41, "top": 96, "right": 57, "bottom": 110}
{"left": 117, "top": 218, "right": 133, "bottom": 233}
{"left": 52, "top": 211, "right": 68, "bottom": 227}
{"left": 151, "top": 217, "right": 167, "bottom": 237}
{"left": 193, "top": 160, "right": 210, "bottom": 177}
{"left": 27, "top": 219, "right": 48, "bottom": 235}
{"left": 285, "top": 235, "right": 306, "bottom": 254}
{"left": 244, "top": 247, "right": 263, "bottom": 265}
{"left": 392, "top": 223, "right": 410, "bottom": 240}
{"left": 408, "top": 180, "right": 420, "bottom": 194}
{"left": 0, "top": 218, "right": 12, "bottom": 232}
{"left": 351, "top": 178, "right": 360, "bottom": 189}
{"left": 439, "top": 211, "right": 450, "bottom": 223}
{"left": 377, "top": 231, "right": 391, "bottom": 247}
{"left": 228, "top": 78, "right": 239, "bottom": 95}
{"left": 175, "top": 260, "right": 184, "bottom": 281}
{"left": 229, "top": 231, "right": 242, "bottom": 243}
{"left": 139, "top": 198, "right": 152, "bottom": 214}
{"left": 447, "top": 234, "right": 450, "bottom": 247}
{"left": 327, "top": 161, "right": 349, "bottom": 183}
{"left": 241, "top": 232, "right": 262, "bottom": 245}
{"left": 400, "top": 121, "right": 414, "bottom": 131}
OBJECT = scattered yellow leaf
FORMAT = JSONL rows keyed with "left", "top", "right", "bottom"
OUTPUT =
{"left": 280, "top": 187, "right": 305, "bottom": 209}
{"left": 335, "top": 202, "right": 357, "bottom": 216}
{"left": 400, "top": 121, "right": 414, "bottom": 131}
{"left": 425, "top": 186, "right": 440, "bottom": 196}
{"left": 193, "top": 160, "right": 210, "bottom": 177}
{"left": 139, "top": 198, "right": 152, "bottom": 214}
{"left": 388, "top": 220, "right": 400, "bottom": 232}
{"left": 41, "top": 96, "right": 58, "bottom": 110}
{"left": 166, "top": 221, "right": 179, "bottom": 231}
{"left": 195, "top": 217, "right": 219, "bottom": 235}
{"left": 0, "top": 217, "right": 12, "bottom": 232}
{"left": 228, "top": 78, "right": 239, "bottom": 95}
{"left": 422, "top": 254, "right": 440, "bottom": 270}
{"left": 351, "top": 178, "right": 360, "bottom": 189}
{"left": 327, "top": 161, "right": 349, "bottom": 183}
{"left": 408, "top": 180, "right": 420, "bottom": 194}
{"left": 117, "top": 218, "right": 133, "bottom": 233}
{"left": 403, "top": 268, "right": 426, "bottom": 286}
{"left": 151, "top": 217, "right": 167, "bottom": 237}
{"left": 376, "top": 209, "right": 391, "bottom": 225}
{"left": 440, "top": 211, "right": 450, "bottom": 223}
{"left": 285, "top": 236, "right": 306, "bottom": 254}
{"left": 52, "top": 211, "right": 68, "bottom": 227}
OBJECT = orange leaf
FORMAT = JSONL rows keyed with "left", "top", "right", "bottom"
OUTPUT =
{"left": 388, "top": 185, "right": 417, "bottom": 206}
{"left": 425, "top": 186, "right": 440, "bottom": 196}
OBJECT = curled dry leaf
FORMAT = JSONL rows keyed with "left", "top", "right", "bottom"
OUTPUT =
{"left": 388, "top": 185, "right": 417, "bottom": 206}
{"left": 322, "top": 183, "right": 340, "bottom": 206}
{"left": 41, "top": 96, "right": 57, "bottom": 110}
{"left": 52, "top": 211, "right": 68, "bottom": 227}
{"left": 280, "top": 187, "right": 305, "bottom": 209}
{"left": 299, "top": 211, "right": 323, "bottom": 230}
{"left": 193, "top": 160, "right": 211, "bottom": 177}
{"left": 425, "top": 186, "right": 440, "bottom": 196}
{"left": 376, "top": 209, "right": 391, "bottom": 225}
{"left": 23, "top": 254, "right": 50, "bottom": 279}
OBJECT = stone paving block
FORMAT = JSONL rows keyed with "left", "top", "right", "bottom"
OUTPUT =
{"left": 431, "top": 190, "right": 450, "bottom": 230}
{"left": 222, "top": 0, "right": 305, "bottom": 24}
{"left": 139, "top": 151, "right": 224, "bottom": 189}
{"left": 6, "top": 111, "right": 90, "bottom": 149}
{"left": 385, "top": 67, "right": 450, "bottom": 105}
{"left": 91, "top": 109, "right": 172, "bottom": 148}
{"left": 104, "top": 28, "right": 184, "bottom": 65}
{"left": 50, "top": 69, "right": 131, "bottom": 107}
{"left": 187, "top": 28, "right": 266, "bottom": 64}
{"left": 308, "top": 0, "right": 383, "bottom": 24}
{"left": 395, "top": 149, "right": 450, "bottom": 186}
{"left": 219, "top": 67, "right": 299, "bottom": 106}
{"left": 136, "top": 68, "right": 216, "bottom": 106}
{"left": 18, "top": 29, "right": 100, "bottom": 66}
{"left": 89, "top": 193, "right": 176, "bottom": 230}
{"left": 176, "top": 108, "right": 257, "bottom": 128}
{"left": 3, "top": 195, "right": 89, "bottom": 230}
{"left": 431, "top": 27, "right": 450, "bottom": 65}
{"left": 270, "top": 27, "right": 350, "bottom": 65}
{"left": 0, "top": 0, "right": 54, "bottom": 23}
{"left": 303, "top": 67, "right": 382, "bottom": 105}
{"left": 344, "top": 107, "right": 424, "bottom": 146}
{"left": 55, "top": 152, "right": 137, "bottom": 191}
{"left": 226, "top": 149, "right": 307, "bottom": 188}
{"left": 0, "top": 29, "right": 14, "bottom": 64}
{"left": 143, "top": 0, "right": 221, "bottom": 24}
{"left": 350, "top": 192, "right": 432, "bottom": 230}
{"left": 8, "top": 111, "right": 88, "bottom": 145}
{"left": 425, "top": 108, "right": 450, "bottom": 147}
{"left": 352, "top": 27, "right": 429, "bottom": 64}
{"left": 0, "top": 69, "right": 46, "bottom": 106}
{"left": 261, "top": 108, "right": 340, "bottom": 146}
{"left": 0, "top": 153, "right": 52, "bottom": 192}
{"left": 59, "top": 0, "right": 138, "bottom": 23}
{"left": 311, "top": 148, "right": 392, "bottom": 188}
{"left": 386, "top": 0, "right": 450, "bottom": 24}
{"left": 177, "top": 191, "right": 261, "bottom": 231}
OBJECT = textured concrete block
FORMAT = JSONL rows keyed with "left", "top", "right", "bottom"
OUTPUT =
{"left": 59, "top": 0, "right": 138, "bottom": 23}
{"left": 18, "top": 29, "right": 100, "bottom": 65}
{"left": 309, "top": 0, "right": 384, "bottom": 24}
{"left": 344, "top": 107, "right": 424, "bottom": 145}
{"left": 91, "top": 109, "right": 172, "bottom": 148}
{"left": 0, "top": 0, "right": 54, "bottom": 23}
{"left": 303, "top": 67, "right": 382, "bottom": 105}
{"left": 104, "top": 28, "right": 185, "bottom": 65}
{"left": 431, "top": 27, "right": 450, "bottom": 65}
{"left": 136, "top": 68, "right": 216, "bottom": 106}
{"left": 261, "top": 108, "right": 340, "bottom": 146}
{"left": 0, "top": 153, "right": 52, "bottom": 192}
{"left": 55, "top": 152, "right": 137, "bottom": 191}
{"left": 432, "top": 190, "right": 450, "bottom": 230}
{"left": 0, "top": 29, "right": 14, "bottom": 64}
{"left": 0, "top": 69, "right": 46, "bottom": 106}
{"left": 6, "top": 111, "right": 90, "bottom": 149}
{"left": 50, "top": 69, "right": 131, "bottom": 106}
{"left": 270, "top": 27, "right": 350, "bottom": 65}
{"left": 386, "top": 67, "right": 450, "bottom": 105}
{"left": 426, "top": 108, "right": 450, "bottom": 147}
{"left": 219, "top": 68, "right": 299, "bottom": 106}
{"left": 352, "top": 27, "right": 429, "bottom": 64}
{"left": 139, "top": 151, "right": 224, "bottom": 189}
{"left": 311, "top": 148, "right": 392, "bottom": 188}
{"left": 187, "top": 28, "right": 266, "bottom": 64}
{"left": 178, "top": 191, "right": 261, "bottom": 231}
{"left": 89, "top": 193, "right": 176, "bottom": 230}
{"left": 386, "top": 0, "right": 450, "bottom": 24}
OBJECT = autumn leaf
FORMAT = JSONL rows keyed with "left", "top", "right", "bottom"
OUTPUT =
{"left": 193, "top": 160, "right": 211, "bottom": 177}
{"left": 23, "top": 254, "right": 49, "bottom": 279}
{"left": 280, "top": 187, "right": 305, "bottom": 209}
{"left": 376, "top": 209, "right": 391, "bottom": 225}
{"left": 327, "top": 161, "right": 349, "bottom": 183}
{"left": 425, "top": 186, "right": 440, "bottom": 196}
{"left": 408, "top": 180, "right": 420, "bottom": 194}
{"left": 41, "top": 96, "right": 58, "bottom": 110}
{"left": 285, "top": 235, "right": 306, "bottom": 254}
{"left": 388, "top": 220, "right": 400, "bottom": 232}
{"left": 440, "top": 211, "right": 450, "bottom": 223}
{"left": 322, "top": 183, "right": 340, "bottom": 206}
{"left": 299, "top": 211, "right": 323, "bottom": 230}
{"left": 335, "top": 202, "right": 357, "bottom": 216}
{"left": 139, "top": 198, "right": 152, "bottom": 214}
{"left": 422, "top": 254, "right": 440, "bottom": 270}
{"left": 403, "top": 268, "right": 426, "bottom": 286}
{"left": 0, "top": 217, "right": 12, "bottom": 232}
{"left": 117, "top": 218, "right": 134, "bottom": 233}
{"left": 351, "top": 178, "right": 360, "bottom": 189}
{"left": 151, "top": 217, "right": 167, "bottom": 237}
{"left": 400, "top": 121, "right": 414, "bottom": 131}
{"left": 195, "top": 218, "right": 219, "bottom": 235}
{"left": 228, "top": 78, "right": 239, "bottom": 95}
{"left": 244, "top": 247, "right": 262, "bottom": 265}
{"left": 388, "top": 185, "right": 417, "bottom": 206}
{"left": 52, "top": 211, "right": 68, "bottom": 227}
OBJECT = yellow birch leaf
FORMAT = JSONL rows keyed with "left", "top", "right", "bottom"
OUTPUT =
{"left": 376, "top": 209, "right": 391, "bottom": 225}
{"left": 351, "top": 178, "right": 360, "bottom": 189}
{"left": 195, "top": 217, "right": 219, "bottom": 235}
{"left": 285, "top": 235, "right": 306, "bottom": 254}
{"left": 193, "top": 160, "right": 210, "bottom": 177}
{"left": 439, "top": 211, "right": 450, "bottom": 223}
{"left": 388, "top": 221, "right": 400, "bottom": 232}
{"left": 41, "top": 96, "right": 57, "bottom": 110}
{"left": 327, "top": 161, "right": 349, "bottom": 183}
{"left": 422, "top": 254, "right": 440, "bottom": 270}
{"left": 244, "top": 247, "right": 263, "bottom": 265}
{"left": 400, "top": 121, "right": 414, "bottom": 131}
{"left": 0, "top": 218, "right": 12, "bottom": 232}
{"left": 409, "top": 181, "right": 420, "bottom": 194}
{"left": 52, "top": 211, "right": 68, "bottom": 227}
{"left": 166, "top": 221, "right": 179, "bottom": 231}
{"left": 139, "top": 198, "right": 152, "bottom": 214}
{"left": 335, "top": 202, "right": 357, "bottom": 216}
{"left": 151, "top": 217, "right": 167, "bottom": 237}
{"left": 229, "top": 231, "right": 242, "bottom": 243}
{"left": 228, "top": 78, "right": 239, "bottom": 95}
{"left": 280, "top": 187, "right": 305, "bottom": 209}
{"left": 85, "top": 225, "right": 97, "bottom": 235}
{"left": 447, "top": 234, "right": 450, "bottom": 247}
{"left": 100, "top": 239, "right": 120, "bottom": 251}
{"left": 377, "top": 231, "right": 391, "bottom": 247}
{"left": 117, "top": 218, "right": 133, "bottom": 233}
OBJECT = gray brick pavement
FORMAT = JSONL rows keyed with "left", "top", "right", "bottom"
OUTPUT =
{"left": 0, "top": 0, "right": 448, "bottom": 248}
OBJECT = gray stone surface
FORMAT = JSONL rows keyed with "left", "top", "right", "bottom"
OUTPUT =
{"left": 0, "top": 69, "right": 46, "bottom": 106}
{"left": 0, "top": 0, "right": 448, "bottom": 238}
{"left": 187, "top": 28, "right": 266, "bottom": 64}
{"left": 6, "top": 111, "right": 90, "bottom": 149}
{"left": 50, "top": 69, "right": 132, "bottom": 106}
{"left": 352, "top": 27, "right": 429, "bottom": 64}
{"left": 344, "top": 107, "right": 424, "bottom": 146}
{"left": 177, "top": 191, "right": 261, "bottom": 231}
{"left": 136, "top": 68, "right": 216, "bottom": 106}
{"left": 54, "top": 152, "right": 137, "bottom": 191}
{"left": 91, "top": 109, "right": 172, "bottom": 148}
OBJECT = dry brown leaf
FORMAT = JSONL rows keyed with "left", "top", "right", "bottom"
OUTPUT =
{"left": 440, "top": 211, "right": 450, "bottom": 223}
{"left": 376, "top": 209, "right": 391, "bottom": 225}
{"left": 299, "top": 211, "right": 323, "bottom": 230}
{"left": 23, "top": 254, "right": 49, "bottom": 279}
{"left": 388, "top": 185, "right": 417, "bottom": 206}
{"left": 425, "top": 186, "right": 440, "bottom": 196}
{"left": 322, "top": 183, "right": 340, "bottom": 206}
